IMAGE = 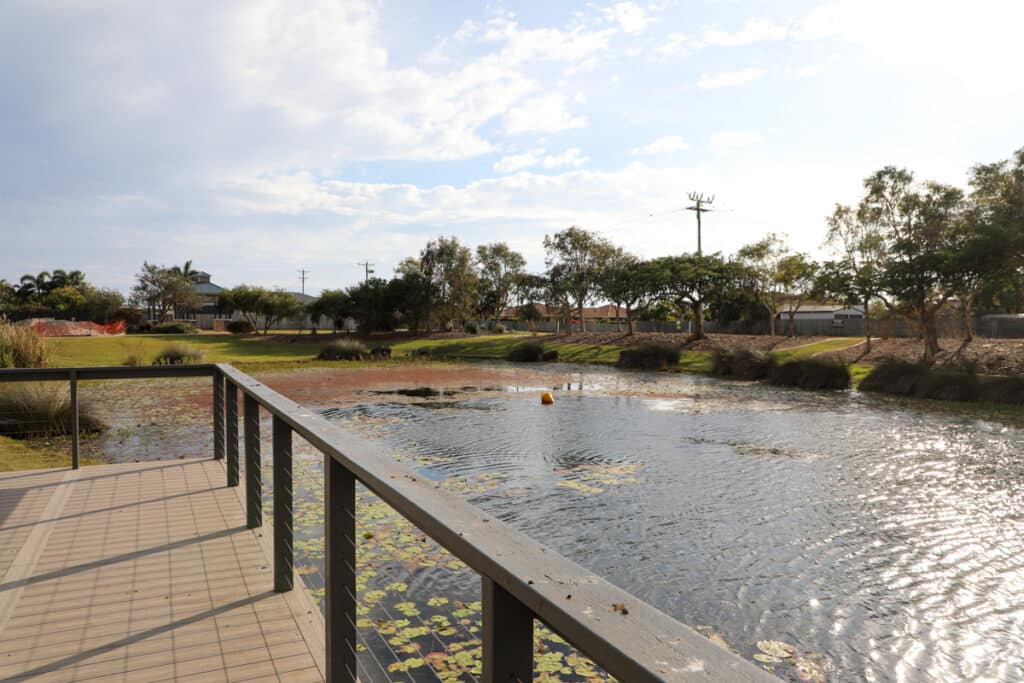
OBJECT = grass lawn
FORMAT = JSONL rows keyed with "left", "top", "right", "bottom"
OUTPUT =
{"left": 0, "top": 435, "right": 101, "bottom": 472}
{"left": 48, "top": 334, "right": 319, "bottom": 367}
{"left": 769, "top": 337, "right": 864, "bottom": 363}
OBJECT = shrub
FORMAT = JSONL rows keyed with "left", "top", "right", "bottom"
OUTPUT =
{"left": 979, "top": 376, "right": 1024, "bottom": 405}
{"left": 317, "top": 339, "right": 369, "bottom": 361}
{"left": 465, "top": 321, "right": 479, "bottom": 334}
{"left": 226, "top": 320, "right": 254, "bottom": 334}
{"left": 0, "top": 324, "right": 50, "bottom": 368}
{"left": 859, "top": 360, "right": 980, "bottom": 401}
{"left": 507, "top": 342, "right": 544, "bottom": 362}
{"left": 0, "top": 383, "right": 107, "bottom": 438}
{"left": 413, "top": 347, "right": 433, "bottom": 359}
{"left": 152, "top": 344, "right": 205, "bottom": 365}
{"left": 617, "top": 344, "right": 682, "bottom": 370}
{"left": 542, "top": 350, "right": 559, "bottom": 362}
{"left": 152, "top": 322, "right": 195, "bottom": 334}
{"left": 711, "top": 349, "right": 771, "bottom": 380}
{"left": 493, "top": 323, "right": 506, "bottom": 334}
{"left": 122, "top": 353, "right": 143, "bottom": 366}
{"left": 769, "top": 359, "right": 851, "bottom": 390}
{"left": 369, "top": 346, "right": 392, "bottom": 359}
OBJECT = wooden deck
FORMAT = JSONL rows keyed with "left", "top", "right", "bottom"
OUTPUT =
{"left": 0, "top": 459, "right": 325, "bottom": 683}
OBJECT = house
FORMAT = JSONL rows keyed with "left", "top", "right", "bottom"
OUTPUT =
{"left": 192, "top": 272, "right": 225, "bottom": 315}
{"left": 500, "top": 303, "right": 629, "bottom": 322}
{"left": 776, "top": 303, "right": 864, "bottom": 323}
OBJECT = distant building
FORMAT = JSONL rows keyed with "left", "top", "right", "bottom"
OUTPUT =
{"left": 192, "top": 272, "right": 225, "bottom": 315}
{"left": 776, "top": 303, "right": 864, "bottom": 323}
{"left": 499, "top": 303, "right": 629, "bottom": 322}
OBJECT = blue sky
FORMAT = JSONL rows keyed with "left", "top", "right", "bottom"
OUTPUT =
{"left": 1, "top": 0, "right": 1021, "bottom": 294}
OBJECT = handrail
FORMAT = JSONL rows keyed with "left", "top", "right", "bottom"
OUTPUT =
{"left": 0, "top": 364, "right": 777, "bottom": 683}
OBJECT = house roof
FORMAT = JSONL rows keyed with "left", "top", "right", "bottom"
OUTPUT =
{"left": 193, "top": 282, "right": 223, "bottom": 295}
{"left": 289, "top": 292, "right": 315, "bottom": 305}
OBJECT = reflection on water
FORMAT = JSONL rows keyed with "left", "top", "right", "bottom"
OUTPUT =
{"left": 320, "top": 366, "right": 1024, "bottom": 682}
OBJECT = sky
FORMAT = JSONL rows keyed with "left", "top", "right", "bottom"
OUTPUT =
{"left": 1, "top": 0, "right": 1022, "bottom": 295}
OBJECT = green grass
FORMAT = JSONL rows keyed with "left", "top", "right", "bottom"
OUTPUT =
{"left": 0, "top": 435, "right": 100, "bottom": 471}
{"left": 768, "top": 338, "right": 863, "bottom": 363}
{"left": 49, "top": 335, "right": 320, "bottom": 366}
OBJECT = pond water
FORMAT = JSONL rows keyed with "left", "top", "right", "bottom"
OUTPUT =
{"left": 92, "top": 364, "right": 1024, "bottom": 682}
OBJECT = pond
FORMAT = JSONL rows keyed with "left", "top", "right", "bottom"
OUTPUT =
{"left": 91, "top": 363, "right": 1024, "bottom": 682}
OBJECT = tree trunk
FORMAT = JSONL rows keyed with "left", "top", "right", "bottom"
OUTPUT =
{"left": 578, "top": 301, "right": 586, "bottom": 333}
{"left": 962, "top": 300, "right": 974, "bottom": 343}
{"left": 920, "top": 309, "right": 940, "bottom": 364}
{"left": 692, "top": 300, "right": 705, "bottom": 339}
{"left": 768, "top": 310, "right": 776, "bottom": 337}
{"left": 787, "top": 311, "right": 796, "bottom": 337}
{"left": 863, "top": 296, "right": 872, "bottom": 354}
{"left": 626, "top": 305, "right": 634, "bottom": 336}
{"left": 614, "top": 304, "right": 621, "bottom": 333}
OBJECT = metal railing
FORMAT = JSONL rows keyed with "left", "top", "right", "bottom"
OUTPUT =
{"left": 0, "top": 364, "right": 776, "bottom": 683}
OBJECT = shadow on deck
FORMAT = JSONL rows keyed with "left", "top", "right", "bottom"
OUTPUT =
{"left": 0, "top": 458, "right": 324, "bottom": 683}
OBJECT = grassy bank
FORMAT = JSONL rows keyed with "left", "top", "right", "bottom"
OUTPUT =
{"left": 0, "top": 435, "right": 100, "bottom": 471}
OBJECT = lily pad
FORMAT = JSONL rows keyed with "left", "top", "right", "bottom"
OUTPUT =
{"left": 757, "top": 640, "right": 796, "bottom": 659}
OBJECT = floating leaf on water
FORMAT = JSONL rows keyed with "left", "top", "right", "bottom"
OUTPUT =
{"left": 708, "top": 633, "right": 730, "bottom": 649}
{"left": 757, "top": 640, "right": 796, "bottom": 658}
{"left": 792, "top": 656, "right": 826, "bottom": 682}
{"left": 753, "top": 653, "right": 782, "bottom": 664}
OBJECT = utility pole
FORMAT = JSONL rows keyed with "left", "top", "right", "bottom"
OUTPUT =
{"left": 356, "top": 261, "right": 375, "bottom": 284}
{"left": 685, "top": 192, "right": 714, "bottom": 255}
{"left": 297, "top": 269, "right": 310, "bottom": 294}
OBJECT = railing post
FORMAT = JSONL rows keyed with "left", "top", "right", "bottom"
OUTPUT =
{"left": 273, "top": 415, "right": 293, "bottom": 592}
{"left": 325, "top": 454, "right": 357, "bottom": 683}
{"left": 226, "top": 381, "right": 239, "bottom": 487}
{"left": 69, "top": 370, "right": 79, "bottom": 470}
{"left": 213, "top": 372, "right": 224, "bottom": 460}
{"left": 481, "top": 577, "right": 533, "bottom": 683}
{"left": 244, "top": 394, "right": 262, "bottom": 529}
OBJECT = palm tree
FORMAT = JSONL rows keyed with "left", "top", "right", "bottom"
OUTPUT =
{"left": 17, "top": 272, "right": 50, "bottom": 302}
{"left": 170, "top": 261, "right": 197, "bottom": 280}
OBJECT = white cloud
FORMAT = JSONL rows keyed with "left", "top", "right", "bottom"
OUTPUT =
{"left": 631, "top": 136, "right": 691, "bottom": 155}
{"left": 542, "top": 148, "right": 589, "bottom": 168}
{"left": 710, "top": 131, "right": 762, "bottom": 152}
{"left": 698, "top": 18, "right": 788, "bottom": 47}
{"left": 494, "top": 150, "right": 543, "bottom": 174}
{"left": 604, "top": 2, "right": 648, "bottom": 35}
{"left": 503, "top": 94, "right": 587, "bottom": 135}
{"left": 697, "top": 68, "right": 765, "bottom": 90}
{"left": 653, "top": 32, "right": 688, "bottom": 60}
{"left": 796, "top": 60, "right": 834, "bottom": 78}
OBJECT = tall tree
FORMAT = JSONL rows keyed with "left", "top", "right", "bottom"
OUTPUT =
{"left": 651, "top": 253, "right": 728, "bottom": 339}
{"left": 309, "top": 289, "right": 353, "bottom": 333}
{"left": 130, "top": 262, "right": 200, "bottom": 322}
{"left": 859, "top": 167, "right": 965, "bottom": 363}
{"left": 543, "top": 226, "right": 615, "bottom": 333}
{"left": 598, "top": 254, "right": 660, "bottom": 335}
{"left": 419, "top": 236, "right": 478, "bottom": 331}
{"left": 475, "top": 242, "right": 526, "bottom": 325}
{"left": 736, "top": 234, "right": 814, "bottom": 337}
{"left": 820, "top": 204, "right": 887, "bottom": 351}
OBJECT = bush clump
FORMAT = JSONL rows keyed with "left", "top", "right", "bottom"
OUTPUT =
{"left": 465, "top": 321, "right": 479, "bottom": 334}
{"left": 859, "top": 360, "right": 981, "bottom": 401}
{"left": 226, "top": 320, "right": 254, "bottom": 334}
{"left": 542, "top": 349, "right": 559, "bottom": 362}
{"left": 769, "top": 359, "right": 851, "bottom": 390}
{"left": 493, "top": 323, "right": 506, "bottom": 334}
{"left": 413, "top": 347, "right": 433, "bottom": 359}
{"left": 317, "top": 339, "right": 369, "bottom": 361}
{"left": 0, "top": 323, "right": 50, "bottom": 368}
{"left": 978, "top": 376, "right": 1024, "bottom": 405}
{"left": 0, "top": 383, "right": 107, "bottom": 438}
{"left": 507, "top": 342, "right": 545, "bottom": 362}
{"left": 152, "top": 344, "right": 205, "bottom": 365}
{"left": 369, "top": 345, "right": 392, "bottom": 359}
{"left": 617, "top": 344, "right": 682, "bottom": 370}
{"left": 152, "top": 322, "right": 195, "bottom": 334}
{"left": 711, "top": 349, "right": 772, "bottom": 380}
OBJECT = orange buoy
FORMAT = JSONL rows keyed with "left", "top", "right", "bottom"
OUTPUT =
{"left": 541, "top": 391, "right": 554, "bottom": 405}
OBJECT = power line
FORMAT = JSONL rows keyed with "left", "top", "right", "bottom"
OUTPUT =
{"left": 685, "top": 192, "right": 715, "bottom": 255}
{"left": 356, "top": 261, "right": 375, "bottom": 284}
{"left": 297, "top": 269, "right": 310, "bottom": 294}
